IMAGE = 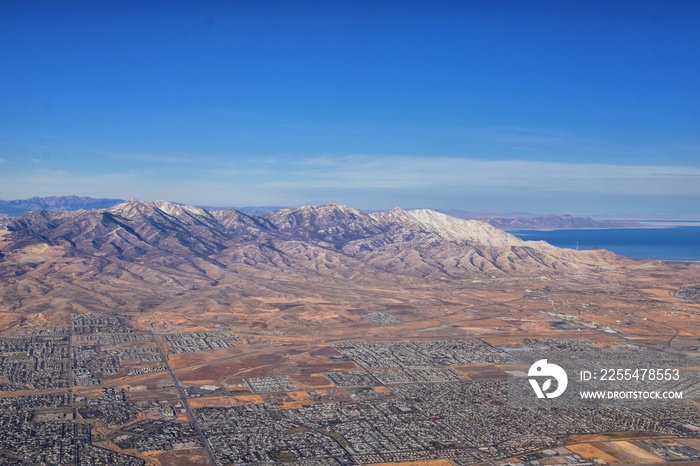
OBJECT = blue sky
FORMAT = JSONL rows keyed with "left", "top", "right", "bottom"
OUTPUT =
{"left": 1, "top": 1, "right": 699, "bottom": 216}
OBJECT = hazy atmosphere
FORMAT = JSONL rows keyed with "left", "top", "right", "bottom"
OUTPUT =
{"left": 1, "top": 1, "right": 699, "bottom": 216}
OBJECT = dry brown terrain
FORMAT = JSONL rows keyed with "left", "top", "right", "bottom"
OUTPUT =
{"left": 129, "top": 261, "right": 699, "bottom": 390}
{"left": 1, "top": 202, "right": 700, "bottom": 465}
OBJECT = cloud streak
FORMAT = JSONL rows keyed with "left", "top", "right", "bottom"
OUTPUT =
{"left": 279, "top": 155, "right": 700, "bottom": 196}
{"left": 0, "top": 155, "right": 698, "bottom": 215}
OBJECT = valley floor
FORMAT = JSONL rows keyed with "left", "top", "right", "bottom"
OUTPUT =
{"left": 1, "top": 262, "right": 700, "bottom": 465}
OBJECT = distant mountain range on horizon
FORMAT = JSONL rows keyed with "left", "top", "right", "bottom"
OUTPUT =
{"left": 0, "top": 195, "right": 124, "bottom": 217}
{"left": 0, "top": 195, "right": 649, "bottom": 229}
{"left": 438, "top": 211, "right": 642, "bottom": 230}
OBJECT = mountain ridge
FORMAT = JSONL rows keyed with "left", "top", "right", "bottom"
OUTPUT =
{"left": 483, "top": 214, "right": 643, "bottom": 230}
{"left": 2, "top": 199, "right": 619, "bottom": 274}
{"left": 0, "top": 199, "right": 627, "bottom": 320}
{"left": 0, "top": 196, "right": 645, "bottom": 230}
{"left": 0, "top": 195, "right": 124, "bottom": 217}
{"left": 436, "top": 210, "right": 643, "bottom": 230}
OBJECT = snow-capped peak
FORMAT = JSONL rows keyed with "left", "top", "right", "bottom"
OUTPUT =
{"left": 406, "top": 209, "right": 520, "bottom": 245}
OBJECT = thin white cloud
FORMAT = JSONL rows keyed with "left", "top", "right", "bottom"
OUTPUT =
{"left": 0, "top": 156, "right": 697, "bottom": 213}
{"left": 278, "top": 155, "right": 700, "bottom": 196}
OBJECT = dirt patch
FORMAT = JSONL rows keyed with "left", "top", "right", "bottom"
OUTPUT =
{"left": 123, "top": 387, "right": 180, "bottom": 402}
{"left": 606, "top": 441, "right": 663, "bottom": 463}
{"left": 456, "top": 364, "right": 508, "bottom": 381}
{"left": 149, "top": 448, "right": 210, "bottom": 466}
{"left": 177, "top": 353, "right": 282, "bottom": 381}
{"left": 309, "top": 346, "right": 344, "bottom": 357}
{"left": 567, "top": 443, "right": 622, "bottom": 464}
{"left": 168, "top": 347, "right": 241, "bottom": 370}
{"left": 368, "top": 461, "right": 453, "bottom": 466}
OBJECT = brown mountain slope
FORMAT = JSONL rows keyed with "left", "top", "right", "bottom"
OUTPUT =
{"left": 0, "top": 200, "right": 625, "bottom": 323}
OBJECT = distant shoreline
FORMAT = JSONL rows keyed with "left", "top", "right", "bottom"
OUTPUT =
{"left": 505, "top": 222, "right": 700, "bottom": 231}
{"left": 512, "top": 226, "right": 700, "bottom": 261}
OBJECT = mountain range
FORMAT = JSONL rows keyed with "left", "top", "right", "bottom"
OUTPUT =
{"left": 0, "top": 199, "right": 627, "bottom": 323}
{"left": 2, "top": 198, "right": 616, "bottom": 276}
{"left": 0, "top": 195, "right": 123, "bottom": 217}
{"left": 0, "top": 196, "right": 642, "bottom": 230}
{"left": 480, "top": 214, "right": 642, "bottom": 230}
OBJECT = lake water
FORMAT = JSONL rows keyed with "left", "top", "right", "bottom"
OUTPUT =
{"left": 511, "top": 226, "right": 700, "bottom": 261}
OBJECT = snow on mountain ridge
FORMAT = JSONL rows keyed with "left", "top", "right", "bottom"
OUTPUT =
{"left": 369, "top": 207, "right": 414, "bottom": 225}
{"left": 107, "top": 198, "right": 158, "bottom": 218}
{"left": 153, "top": 200, "right": 211, "bottom": 220}
{"left": 102, "top": 200, "right": 556, "bottom": 251}
{"left": 406, "top": 209, "right": 522, "bottom": 246}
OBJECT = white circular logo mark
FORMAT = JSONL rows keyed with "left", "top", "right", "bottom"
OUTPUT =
{"left": 528, "top": 359, "right": 568, "bottom": 399}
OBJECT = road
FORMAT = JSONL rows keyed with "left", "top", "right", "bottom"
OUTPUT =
{"left": 150, "top": 331, "right": 218, "bottom": 466}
